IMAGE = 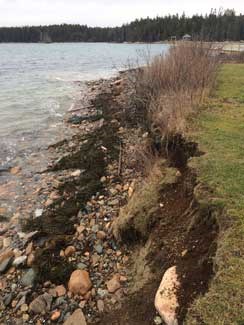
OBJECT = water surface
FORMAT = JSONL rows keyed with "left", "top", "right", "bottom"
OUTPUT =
{"left": 0, "top": 42, "right": 169, "bottom": 166}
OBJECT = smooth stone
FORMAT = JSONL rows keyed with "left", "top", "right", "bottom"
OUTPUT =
{"left": 3, "top": 293, "right": 13, "bottom": 306}
{"left": 51, "top": 310, "right": 61, "bottom": 321}
{"left": 68, "top": 270, "right": 92, "bottom": 296}
{"left": 154, "top": 266, "right": 179, "bottom": 325}
{"left": 64, "top": 246, "right": 76, "bottom": 257}
{"left": 94, "top": 244, "right": 103, "bottom": 254}
{"left": 34, "top": 209, "right": 43, "bottom": 218}
{"left": 13, "top": 256, "right": 27, "bottom": 267}
{"left": 21, "top": 268, "right": 36, "bottom": 287}
{"left": 154, "top": 316, "right": 163, "bottom": 324}
{"left": 63, "top": 309, "right": 87, "bottom": 325}
{"left": 0, "top": 256, "right": 13, "bottom": 274}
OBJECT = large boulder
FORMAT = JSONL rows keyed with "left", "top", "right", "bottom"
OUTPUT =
{"left": 68, "top": 270, "right": 92, "bottom": 296}
{"left": 64, "top": 309, "right": 87, "bottom": 325}
{"left": 154, "top": 266, "right": 180, "bottom": 325}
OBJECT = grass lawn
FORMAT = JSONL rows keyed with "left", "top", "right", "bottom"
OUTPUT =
{"left": 186, "top": 64, "right": 244, "bottom": 324}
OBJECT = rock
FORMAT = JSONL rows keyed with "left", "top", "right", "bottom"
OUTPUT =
{"left": 71, "top": 170, "right": 81, "bottom": 177}
{"left": 34, "top": 209, "right": 43, "bottom": 218}
{"left": 97, "top": 288, "right": 108, "bottom": 298}
{"left": 94, "top": 244, "right": 103, "bottom": 254}
{"left": 55, "top": 285, "right": 66, "bottom": 297}
{"left": 27, "top": 253, "right": 35, "bottom": 267}
{"left": 64, "top": 246, "right": 76, "bottom": 257}
{"left": 154, "top": 266, "right": 179, "bottom": 325}
{"left": 0, "top": 256, "right": 13, "bottom": 274}
{"left": 100, "top": 176, "right": 107, "bottom": 183}
{"left": 29, "top": 293, "right": 52, "bottom": 314}
{"left": 77, "top": 225, "right": 85, "bottom": 234}
{"left": 154, "top": 316, "right": 163, "bottom": 324}
{"left": 51, "top": 310, "right": 61, "bottom": 321}
{"left": 13, "top": 256, "right": 27, "bottom": 267}
{"left": 77, "top": 262, "right": 87, "bottom": 270}
{"left": 22, "top": 314, "right": 29, "bottom": 321}
{"left": 68, "top": 270, "right": 92, "bottom": 296}
{"left": 106, "top": 274, "right": 121, "bottom": 293}
{"left": 20, "top": 304, "right": 29, "bottom": 312}
{"left": 21, "top": 268, "right": 36, "bottom": 287}
{"left": 10, "top": 166, "right": 21, "bottom": 175}
{"left": 3, "top": 237, "right": 12, "bottom": 248}
{"left": 25, "top": 242, "right": 33, "bottom": 255}
{"left": 97, "top": 231, "right": 106, "bottom": 240}
{"left": 0, "top": 249, "right": 14, "bottom": 263}
{"left": 3, "top": 293, "right": 13, "bottom": 306}
{"left": 63, "top": 309, "right": 87, "bottom": 325}
{"left": 14, "top": 295, "right": 26, "bottom": 312}
{"left": 97, "top": 299, "right": 104, "bottom": 312}
{"left": 109, "top": 199, "right": 119, "bottom": 206}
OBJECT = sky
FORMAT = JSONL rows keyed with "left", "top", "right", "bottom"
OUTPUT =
{"left": 0, "top": 0, "right": 243, "bottom": 27}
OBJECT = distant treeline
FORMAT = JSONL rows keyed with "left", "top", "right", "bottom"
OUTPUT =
{"left": 1, "top": 9, "right": 244, "bottom": 43}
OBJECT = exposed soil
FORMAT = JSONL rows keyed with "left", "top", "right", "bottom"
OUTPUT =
{"left": 98, "top": 144, "right": 219, "bottom": 325}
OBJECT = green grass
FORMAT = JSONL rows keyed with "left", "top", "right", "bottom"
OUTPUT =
{"left": 186, "top": 64, "right": 244, "bottom": 325}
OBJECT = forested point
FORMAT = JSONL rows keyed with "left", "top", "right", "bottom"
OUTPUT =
{"left": 1, "top": 9, "right": 244, "bottom": 43}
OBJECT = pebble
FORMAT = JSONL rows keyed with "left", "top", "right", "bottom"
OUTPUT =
{"left": 97, "top": 231, "right": 106, "bottom": 240}
{"left": 22, "top": 313, "right": 30, "bottom": 321}
{"left": 94, "top": 244, "right": 103, "bottom": 254}
{"left": 20, "top": 304, "right": 29, "bottom": 312}
{"left": 77, "top": 262, "right": 87, "bottom": 270}
{"left": 0, "top": 256, "right": 13, "bottom": 274}
{"left": 97, "top": 299, "right": 104, "bottom": 312}
{"left": 21, "top": 268, "right": 36, "bottom": 287}
{"left": 63, "top": 309, "right": 87, "bottom": 325}
{"left": 13, "top": 256, "right": 27, "bottom": 267}
{"left": 55, "top": 285, "right": 66, "bottom": 297}
{"left": 3, "top": 293, "right": 13, "bottom": 306}
{"left": 68, "top": 270, "right": 92, "bottom": 295}
{"left": 71, "top": 169, "right": 81, "bottom": 177}
{"left": 25, "top": 242, "right": 33, "bottom": 255}
{"left": 51, "top": 310, "right": 61, "bottom": 321}
{"left": 64, "top": 246, "right": 76, "bottom": 257}
{"left": 29, "top": 293, "right": 52, "bottom": 314}
{"left": 106, "top": 274, "right": 121, "bottom": 293}
{"left": 97, "top": 288, "right": 108, "bottom": 298}
{"left": 154, "top": 316, "right": 163, "bottom": 324}
{"left": 27, "top": 253, "right": 35, "bottom": 267}
{"left": 34, "top": 208, "right": 43, "bottom": 218}
{"left": 3, "top": 237, "right": 12, "bottom": 248}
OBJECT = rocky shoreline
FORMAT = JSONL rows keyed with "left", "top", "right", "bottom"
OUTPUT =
{"left": 0, "top": 69, "right": 218, "bottom": 325}
{"left": 0, "top": 72, "right": 147, "bottom": 324}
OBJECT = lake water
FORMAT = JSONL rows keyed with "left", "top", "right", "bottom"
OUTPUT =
{"left": 0, "top": 43, "right": 169, "bottom": 167}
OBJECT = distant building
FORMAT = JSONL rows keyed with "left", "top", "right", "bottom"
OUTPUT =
{"left": 182, "top": 34, "right": 192, "bottom": 41}
{"left": 170, "top": 36, "right": 177, "bottom": 42}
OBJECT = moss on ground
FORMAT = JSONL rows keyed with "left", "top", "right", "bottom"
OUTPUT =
{"left": 186, "top": 64, "right": 244, "bottom": 325}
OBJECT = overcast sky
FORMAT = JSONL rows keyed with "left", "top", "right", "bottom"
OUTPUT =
{"left": 0, "top": 0, "right": 243, "bottom": 27}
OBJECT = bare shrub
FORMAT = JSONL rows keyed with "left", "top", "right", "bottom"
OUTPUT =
{"left": 130, "top": 42, "right": 220, "bottom": 141}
